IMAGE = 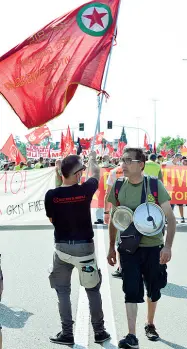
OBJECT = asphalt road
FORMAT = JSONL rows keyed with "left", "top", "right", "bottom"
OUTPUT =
{"left": 0, "top": 218, "right": 187, "bottom": 349}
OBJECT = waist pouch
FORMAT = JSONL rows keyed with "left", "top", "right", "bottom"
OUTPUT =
{"left": 55, "top": 249, "right": 100, "bottom": 289}
{"left": 117, "top": 222, "right": 142, "bottom": 255}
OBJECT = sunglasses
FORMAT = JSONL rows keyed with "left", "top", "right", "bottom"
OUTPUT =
{"left": 74, "top": 164, "right": 86, "bottom": 175}
{"left": 122, "top": 158, "right": 140, "bottom": 165}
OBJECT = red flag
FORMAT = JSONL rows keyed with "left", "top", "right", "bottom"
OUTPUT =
{"left": 48, "top": 145, "right": 51, "bottom": 158}
{"left": 144, "top": 134, "right": 149, "bottom": 150}
{"left": 25, "top": 125, "right": 51, "bottom": 144}
{"left": 0, "top": 134, "right": 26, "bottom": 164}
{"left": 116, "top": 141, "right": 125, "bottom": 157}
{"left": 60, "top": 132, "right": 65, "bottom": 156}
{"left": 63, "top": 126, "right": 74, "bottom": 156}
{"left": 90, "top": 132, "right": 104, "bottom": 146}
{"left": 153, "top": 142, "right": 157, "bottom": 154}
{"left": 0, "top": 0, "right": 120, "bottom": 129}
{"left": 106, "top": 143, "right": 114, "bottom": 155}
{"left": 79, "top": 138, "right": 91, "bottom": 150}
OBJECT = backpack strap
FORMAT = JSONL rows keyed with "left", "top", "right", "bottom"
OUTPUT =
{"left": 141, "top": 176, "right": 147, "bottom": 203}
{"left": 141, "top": 176, "right": 159, "bottom": 205}
{"left": 149, "top": 176, "right": 159, "bottom": 205}
{"left": 114, "top": 178, "right": 125, "bottom": 207}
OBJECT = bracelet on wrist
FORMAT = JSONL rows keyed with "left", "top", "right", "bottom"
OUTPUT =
{"left": 104, "top": 211, "right": 109, "bottom": 214}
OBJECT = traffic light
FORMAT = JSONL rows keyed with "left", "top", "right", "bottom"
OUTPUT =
{"left": 107, "top": 121, "right": 113, "bottom": 129}
{"left": 79, "top": 123, "right": 84, "bottom": 131}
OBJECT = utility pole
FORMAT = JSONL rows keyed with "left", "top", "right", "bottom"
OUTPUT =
{"left": 136, "top": 117, "right": 140, "bottom": 147}
{"left": 152, "top": 99, "right": 159, "bottom": 147}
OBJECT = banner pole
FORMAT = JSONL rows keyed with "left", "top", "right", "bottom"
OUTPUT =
{"left": 91, "top": 0, "right": 122, "bottom": 151}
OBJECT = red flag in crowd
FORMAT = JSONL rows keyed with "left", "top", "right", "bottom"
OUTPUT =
{"left": 104, "top": 143, "right": 114, "bottom": 155}
{"left": 95, "top": 132, "right": 104, "bottom": 145}
{"left": 116, "top": 141, "right": 125, "bottom": 157}
{"left": 60, "top": 132, "right": 65, "bottom": 155}
{"left": 63, "top": 126, "right": 74, "bottom": 156}
{"left": 0, "top": 134, "right": 26, "bottom": 164}
{"left": 79, "top": 138, "right": 91, "bottom": 150}
{"left": 90, "top": 132, "right": 104, "bottom": 147}
{"left": 153, "top": 142, "right": 157, "bottom": 154}
{"left": 144, "top": 134, "right": 149, "bottom": 150}
{"left": 25, "top": 125, "right": 51, "bottom": 144}
{"left": 47, "top": 146, "right": 51, "bottom": 158}
{"left": 0, "top": 0, "right": 120, "bottom": 129}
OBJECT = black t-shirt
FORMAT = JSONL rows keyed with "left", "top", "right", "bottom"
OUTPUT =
{"left": 45, "top": 178, "right": 98, "bottom": 242}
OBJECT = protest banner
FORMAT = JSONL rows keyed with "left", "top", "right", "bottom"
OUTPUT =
{"left": 0, "top": 168, "right": 55, "bottom": 225}
{"left": 0, "top": 166, "right": 187, "bottom": 225}
{"left": 26, "top": 145, "right": 50, "bottom": 158}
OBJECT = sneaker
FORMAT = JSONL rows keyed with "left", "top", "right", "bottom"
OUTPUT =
{"left": 118, "top": 334, "right": 139, "bottom": 348}
{"left": 112, "top": 268, "right": 122, "bottom": 278}
{"left": 95, "top": 331, "right": 111, "bottom": 343}
{"left": 181, "top": 218, "right": 185, "bottom": 223}
{"left": 145, "top": 324, "right": 159, "bottom": 341}
{"left": 49, "top": 332, "right": 74, "bottom": 345}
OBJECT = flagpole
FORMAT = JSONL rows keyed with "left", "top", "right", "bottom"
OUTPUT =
{"left": 91, "top": 0, "right": 122, "bottom": 151}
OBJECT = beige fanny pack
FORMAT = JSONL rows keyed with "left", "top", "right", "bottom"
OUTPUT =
{"left": 55, "top": 249, "right": 100, "bottom": 289}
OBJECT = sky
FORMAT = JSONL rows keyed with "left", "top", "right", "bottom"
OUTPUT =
{"left": 1, "top": 0, "right": 187, "bottom": 149}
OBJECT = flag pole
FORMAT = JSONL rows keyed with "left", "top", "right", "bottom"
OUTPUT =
{"left": 91, "top": 0, "right": 122, "bottom": 151}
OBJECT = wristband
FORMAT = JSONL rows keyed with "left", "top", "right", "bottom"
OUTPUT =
{"left": 104, "top": 211, "right": 109, "bottom": 214}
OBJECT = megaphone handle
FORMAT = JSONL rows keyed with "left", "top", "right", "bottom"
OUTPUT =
{"left": 144, "top": 177, "right": 157, "bottom": 228}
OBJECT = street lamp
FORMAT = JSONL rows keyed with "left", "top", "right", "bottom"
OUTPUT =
{"left": 152, "top": 99, "right": 159, "bottom": 147}
{"left": 136, "top": 117, "right": 140, "bottom": 147}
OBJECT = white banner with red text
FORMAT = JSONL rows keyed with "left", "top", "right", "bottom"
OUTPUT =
{"left": 0, "top": 166, "right": 187, "bottom": 225}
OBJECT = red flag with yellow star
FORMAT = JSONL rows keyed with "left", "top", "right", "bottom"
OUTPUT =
{"left": 0, "top": 0, "right": 120, "bottom": 129}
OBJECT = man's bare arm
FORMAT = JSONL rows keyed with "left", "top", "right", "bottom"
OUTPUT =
{"left": 107, "top": 212, "right": 118, "bottom": 266}
{"left": 104, "top": 185, "right": 112, "bottom": 212}
{"left": 109, "top": 213, "right": 118, "bottom": 248}
{"left": 161, "top": 201, "right": 176, "bottom": 248}
{"left": 89, "top": 152, "right": 100, "bottom": 181}
{"left": 160, "top": 201, "right": 176, "bottom": 264}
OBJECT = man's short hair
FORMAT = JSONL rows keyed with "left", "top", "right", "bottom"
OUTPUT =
{"left": 61, "top": 155, "right": 81, "bottom": 178}
{"left": 157, "top": 154, "right": 163, "bottom": 159}
{"left": 149, "top": 153, "right": 157, "bottom": 161}
{"left": 39, "top": 157, "right": 43, "bottom": 162}
{"left": 123, "top": 147, "right": 146, "bottom": 165}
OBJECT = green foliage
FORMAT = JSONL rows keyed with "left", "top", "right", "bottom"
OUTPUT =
{"left": 0, "top": 153, "right": 5, "bottom": 160}
{"left": 157, "top": 136, "right": 186, "bottom": 153}
{"left": 14, "top": 136, "right": 27, "bottom": 158}
{"left": 40, "top": 137, "right": 57, "bottom": 149}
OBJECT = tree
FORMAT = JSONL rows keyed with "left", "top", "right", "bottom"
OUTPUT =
{"left": 120, "top": 127, "right": 128, "bottom": 144}
{"left": 40, "top": 137, "right": 56, "bottom": 149}
{"left": 157, "top": 136, "right": 186, "bottom": 153}
{"left": 14, "top": 136, "right": 27, "bottom": 158}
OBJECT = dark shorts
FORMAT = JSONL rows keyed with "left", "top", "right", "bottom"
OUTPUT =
{"left": 171, "top": 204, "right": 183, "bottom": 209}
{"left": 119, "top": 246, "right": 167, "bottom": 303}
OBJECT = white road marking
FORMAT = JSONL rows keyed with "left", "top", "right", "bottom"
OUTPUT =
{"left": 96, "top": 228, "right": 118, "bottom": 349}
{"left": 74, "top": 286, "right": 90, "bottom": 349}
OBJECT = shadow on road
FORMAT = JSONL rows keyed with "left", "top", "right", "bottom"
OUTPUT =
{"left": 161, "top": 283, "right": 187, "bottom": 299}
{"left": 160, "top": 339, "right": 187, "bottom": 349}
{"left": 176, "top": 224, "right": 187, "bottom": 232}
{"left": 0, "top": 303, "right": 33, "bottom": 328}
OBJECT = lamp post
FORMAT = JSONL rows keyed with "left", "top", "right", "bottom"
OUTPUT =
{"left": 136, "top": 117, "right": 140, "bottom": 147}
{"left": 152, "top": 99, "right": 159, "bottom": 147}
